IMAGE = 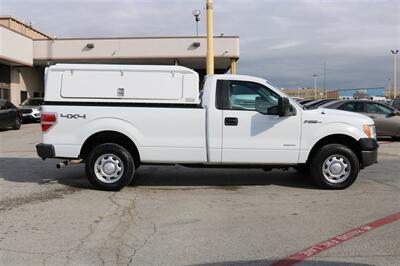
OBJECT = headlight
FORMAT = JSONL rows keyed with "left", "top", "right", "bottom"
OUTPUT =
{"left": 363, "top": 124, "right": 376, "bottom": 139}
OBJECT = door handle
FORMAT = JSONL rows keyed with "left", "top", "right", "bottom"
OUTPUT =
{"left": 225, "top": 117, "right": 238, "bottom": 126}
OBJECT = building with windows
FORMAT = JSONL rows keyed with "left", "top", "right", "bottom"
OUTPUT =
{"left": 0, "top": 16, "right": 240, "bottom": 105}
{"left": 325, "top": 87, "right": 388, "bottom": 100}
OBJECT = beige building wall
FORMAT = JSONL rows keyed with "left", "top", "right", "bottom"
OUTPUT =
{"left": 10, "top": 67, "right": 20, "bottom": 104}
{"left": 0, "top": 16, "right": 50, "bottom": 40}
{"left": 0, "top": 26, "right": 33, "bottom": 66}
{"left": 33, "top": 36, "right": 239, "bottom": 68}
{"left": 9, "top": 67, "right": 44, "bottom": 104}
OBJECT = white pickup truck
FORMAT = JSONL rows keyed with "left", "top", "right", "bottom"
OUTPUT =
{"left": 36, "top": 64, "right": 378, "bottom": 191}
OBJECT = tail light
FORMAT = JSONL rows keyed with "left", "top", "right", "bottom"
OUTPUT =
{"left": 41, "top": 113, "right": 57, "bottom": 132}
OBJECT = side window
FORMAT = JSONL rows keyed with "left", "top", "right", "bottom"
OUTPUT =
{"left": 339, "top": 102, "right": 364, "bottom": 112}
{"left": 367, "top": 103, "right": 392, "bottom": 115}
{"left": 339, "top": 102, "right": 355, "bottom": 112}
{"left": 4, "top": 101, "right": 13, "bottom": 110}
{"left": 228, "top": 81, "right": 279, "bottom": 111}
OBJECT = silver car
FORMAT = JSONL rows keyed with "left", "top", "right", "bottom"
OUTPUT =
{"left": 323, "top": 100, "right": 400, "bottom": 139}
{"left": 19, "top": 98, "right": 43, "bottom": 122}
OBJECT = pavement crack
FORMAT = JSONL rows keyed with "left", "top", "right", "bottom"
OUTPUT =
{"left": 367, "top": 178, "right": 400, "bottom": 191}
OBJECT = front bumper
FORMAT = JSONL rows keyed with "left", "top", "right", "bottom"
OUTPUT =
{"left": 36, "top": 143, "right": 55, "bottom": 159}
{"left": 359, "top": 138, "right": 379, "bottom": 168}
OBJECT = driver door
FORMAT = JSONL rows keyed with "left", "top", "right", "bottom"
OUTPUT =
{"left": 220, "top": 80, "right": 302, "bottom": 164}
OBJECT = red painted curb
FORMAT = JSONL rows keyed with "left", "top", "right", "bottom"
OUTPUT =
{"left": 378, "top": 141, "right": 394, "bottom": 144}
{"left": 272, "top": 212, "right": 400, "bottom": 266}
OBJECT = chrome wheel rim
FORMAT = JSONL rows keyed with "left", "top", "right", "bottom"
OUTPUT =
{"left": 94, "top": 154, "right": 124, "bottom": 183}
{"left": 322, "top": 154, "right": 351, "bottom": 183}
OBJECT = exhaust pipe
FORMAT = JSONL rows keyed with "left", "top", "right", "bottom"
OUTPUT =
{"left": 56, "top": 159, "right": 83, "bottom": 168}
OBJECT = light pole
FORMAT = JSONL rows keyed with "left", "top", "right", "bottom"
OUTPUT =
{"left": 313, "top": 73, "right": 318, "bottom": 99}
{"left": 192, "top": 9, "right": 201, "bottom": 36}
{"left": 391, "top": 49, "right": 398, "bottom": 99}
{"left": 323, "top": 62, "right": 327, "bottom": 99}
{"left": 206, "top": 0, "right": 214, "bottom": 75}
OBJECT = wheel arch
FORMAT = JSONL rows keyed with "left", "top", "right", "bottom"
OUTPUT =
{"left": 80, "top": 131, "right": 140, "bottom": 168}
{"left": 307, "top": 134, "right": 362, "bottom": 165}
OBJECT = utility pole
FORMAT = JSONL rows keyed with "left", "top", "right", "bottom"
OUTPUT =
{"left": 313, "top": 73, "right": 318, "bottom": 99}
{"left": 391, "top": 50, "right": 398, "bottom": 99}
{"left": 206, "top": 0, "right": 214, "bottom": 75}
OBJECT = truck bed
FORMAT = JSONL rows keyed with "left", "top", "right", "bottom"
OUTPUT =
{"left": 42, "top": 103, "right": 208, "bottom": 163}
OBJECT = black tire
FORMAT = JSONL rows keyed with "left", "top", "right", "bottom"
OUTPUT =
{"left": 293, "top": 164, "right": 310, "bottom": 174}
{"left": 310, "top": 144, "right": 359, "bottom": 189}
{"left": 13, "top": 117, "right": 21, "bottom": 130}
{"left": 85, "top": 143, "right": 135, "bottom": 191}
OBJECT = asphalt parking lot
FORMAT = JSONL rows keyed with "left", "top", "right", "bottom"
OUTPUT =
{"left": 0, "top": 124, "right": 399, "bottom": 266}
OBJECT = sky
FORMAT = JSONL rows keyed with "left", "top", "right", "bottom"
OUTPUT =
{"left": 0, "top": 0, "right": 399, "bottom": 89}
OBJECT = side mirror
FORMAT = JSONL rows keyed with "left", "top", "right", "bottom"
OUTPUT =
{"left": 278, "top": 97, "right": 290, "bottom": 117}
{"left": 255, "top": 96, "right": 296, "bottom": 117}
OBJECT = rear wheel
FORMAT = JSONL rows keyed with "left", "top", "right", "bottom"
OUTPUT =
{"left": 85, "top": 143, "right": 135, "bottom": 191}
{"left": 13, "top": 117, "right": 21, "bottom": 130}
{"left": 310, "top": 144, "right": 359, "bottom": 189}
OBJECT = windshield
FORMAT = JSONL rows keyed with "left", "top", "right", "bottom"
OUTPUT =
{"left": 21, "top": 98, "right": 43, "bottom": 106}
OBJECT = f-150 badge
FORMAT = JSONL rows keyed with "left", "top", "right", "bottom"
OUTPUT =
{"left": 304, "top": 120, "right": 322, "bottom": 124}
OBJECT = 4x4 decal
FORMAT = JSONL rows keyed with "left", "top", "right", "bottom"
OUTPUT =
{"left": 60, "top": 114, "right": 86, "bottom": 119}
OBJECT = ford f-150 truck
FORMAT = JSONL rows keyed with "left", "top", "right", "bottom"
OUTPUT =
{"left": 36, "top": 64, "right": 378, "bottom": 191}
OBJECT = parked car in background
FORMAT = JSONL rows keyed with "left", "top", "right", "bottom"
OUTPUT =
{"left": 19, "top": 98, "right": 44, "bottom": 122}
{"left": 0, "top": 100, "right": 22, "bottom": 130}
{"left": 303, "top": 98, "right": 337, "bottom": 109}
{"left": 298, "top": 99, "right": 315, "bottom": 105}
{"left": 390, "top": 99, "right": 400, "bottom": 111}
{"left": 291, "top": 97, "right": 304, "bottom": 102}
{"left": 323, "top": 100, "right": 400, "bottom": 139}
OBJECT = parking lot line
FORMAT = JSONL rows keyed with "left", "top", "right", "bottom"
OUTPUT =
{"left": 272, "top": 212, "right": 400, "bottom": 266}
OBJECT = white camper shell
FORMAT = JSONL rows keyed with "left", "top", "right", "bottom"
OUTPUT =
{"left": 45, "top": 64, "right": 200, "bottom": 104}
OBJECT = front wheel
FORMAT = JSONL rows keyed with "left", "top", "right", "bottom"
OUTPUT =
{"left": 85, "top": 143, "right": 135, "bottom": 191}
{"left": 13, "top": 117, "right": 21, "bottom": 130}
{"left": 310, "top": 144, "right": 359, "bottom": 189}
